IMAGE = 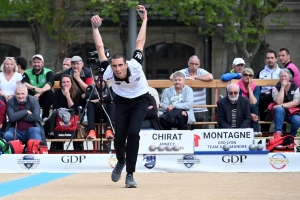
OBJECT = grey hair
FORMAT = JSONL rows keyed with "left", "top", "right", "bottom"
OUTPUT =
{"left": 188, "top": 55, "right": 200, "bottom": 63}
{"left": 62, "top": 57, "right": 71, "bottom": 64}
{"left": 279, "top": 68, "right": 292, "bottom": 80}
{"left": 241, "top": 68, "right": 254, "bottom": 76}
{"left": 15, "top": 83, "right": 28, "bottom": 94}
{"left": 226, "top": 83, "right": 240, "bottom": 92}
{"left": 173, "top": 71, "right": 185, "bottom": 80}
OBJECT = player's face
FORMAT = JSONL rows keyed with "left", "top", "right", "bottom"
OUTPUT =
{"left": 111, "top": 58, "right": 128, "bottom": 79}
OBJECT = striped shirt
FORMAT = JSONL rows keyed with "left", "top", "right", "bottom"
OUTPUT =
{"left": 180, "top": 68, "right": 209, "bottom": 112}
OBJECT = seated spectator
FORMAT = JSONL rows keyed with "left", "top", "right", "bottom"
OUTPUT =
{"left": 217, "top": 83, "right": 251, "bottom": 128}
{"left": 236, "top": 68, "right": 261, "bottom": 136}
{"left": 0, "top": 57, "right": 22, "bottom": 103}
{"left": 44, "top": 74, "right": 82, "bottom": 150}
{"left": 0, "top": 99, "right": 6, "bottom": 138}
{"left": 221, "top": 58, "right": 245, "bottom": 81}
{"left": 3, "top": 83, "right": 45, "bottom": 143}
{"left": 15, "top": 56, "right": 27, "bottom": 76}
{"left": 148, "top": 86, "right": 160, "bottom": 109}
{"left": 86, "top": 78, "right": 115, "bottom": 139}
{"left": 141, "top": 95, "right": 163, "bottom": 130}
{"left": 160, "top": 71, "right": 195, "bottom": 130}
{"left": 22, "top": 54, "right": 54, "bottom": 122}
{"left": 54, "top": 58, "right": 71, "bottom": 81}
{"left": 272, "top": 68, "right": 300, "bottom": 136}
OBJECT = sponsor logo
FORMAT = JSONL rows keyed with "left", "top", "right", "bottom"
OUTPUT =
{"left": 107, "top": 76, "right": 113, "bottom": 80}
{"left": 135, "top": 52, "right": 143, "bottom": 59}
{"left": 222, "top": 155, "right": 247, "bottom": 168}
{"left": 269, "top": 153, "right": 289, "bottom": 170}
{"left": 143, "top": 154, "right": 156, "bottom": 169}
{"left": 61, "top": 155, "right": 86, "bottom": 169}
{"left": 115, "top": 81, "right": 121, "bottom": 85}
{"left": 177, "top": 155, "right": 200, "bottom": 169}
{"left": 18, "top": 155, "right": 40, "bottom": 170}
{"left": 108, "top": 154, "right": 118, "bottom": 168}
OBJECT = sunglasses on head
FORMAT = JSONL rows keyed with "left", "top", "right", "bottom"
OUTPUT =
{"left": 243, "top": 73, "right": 253, "bottom": 77}
{"left": 229, "top": 91, "right": 238, "bottom": 95}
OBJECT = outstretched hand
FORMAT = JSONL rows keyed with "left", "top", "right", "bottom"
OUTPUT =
{"left": 136, "top": 5, "right": 147, "bottom": 20}
{"left": 91, "top": 15, "right": 103, "bottom": 28}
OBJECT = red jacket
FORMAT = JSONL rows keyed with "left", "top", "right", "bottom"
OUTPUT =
{"left": 0, "top": 99, "right": 6, "bottom": 127}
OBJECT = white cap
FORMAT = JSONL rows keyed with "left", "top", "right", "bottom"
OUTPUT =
{"left": 32, "top": 54, "right": 44, "bottom": 62}
{"left": 232, "top": 58, "right": 245, "bottom": 66}
{"left": 71, "top": 56, "right": 82, "bottom": 62}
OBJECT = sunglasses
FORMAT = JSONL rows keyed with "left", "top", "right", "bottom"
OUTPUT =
{"left": 243, "top": 73, "right": 253, "bottom": 77}
{"left": 229, "top": 91, "right": 238, "bottom": 95}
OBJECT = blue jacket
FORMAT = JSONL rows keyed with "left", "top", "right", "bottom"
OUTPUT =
{"left": 221, "top": 69, "right": 242, "bottom": 81}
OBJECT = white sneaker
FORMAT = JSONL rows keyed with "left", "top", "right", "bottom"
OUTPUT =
{"left": 254, "top": 132, "right": 262, "bottom": 137}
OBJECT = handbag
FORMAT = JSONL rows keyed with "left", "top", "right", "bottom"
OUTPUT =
{"left": 55, "top": 114, "right": 79, "bottom": 132}
{"left": 286, "top": 107, "right": 300, "bottom": 116}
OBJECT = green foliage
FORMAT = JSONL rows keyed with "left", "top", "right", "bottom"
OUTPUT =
{"left": 296, "top": 128, "right": 300, "bottom": 152}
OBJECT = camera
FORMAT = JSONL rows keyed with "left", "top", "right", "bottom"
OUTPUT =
{"left": 86, "top": 47, "right": 110, "bottom": 68}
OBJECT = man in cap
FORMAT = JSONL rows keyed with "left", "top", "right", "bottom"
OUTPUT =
{"left": 221, "top": 58, "right": 245, "bottom": 81}
{"left": 22, "top": 54, "right": 54, "bottom": 121}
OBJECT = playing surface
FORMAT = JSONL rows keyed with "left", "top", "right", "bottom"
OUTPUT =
{"left": 1, "top": 172, "right": 299, "bottom": 200}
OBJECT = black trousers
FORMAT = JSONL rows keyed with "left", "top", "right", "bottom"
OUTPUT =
{"left": 114, "top": 93, "right": 149, "bottom": 173}
{"left": 28, "top": 89, "right": 53, "bottom": 119}
{"left": 160, "top": 114, "right": 188, "bottom": 130}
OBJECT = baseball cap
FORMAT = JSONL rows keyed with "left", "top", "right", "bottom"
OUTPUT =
{"left": 232, "top": 58, "right": 245, "bottom": 66}
{"left": 32, "top": 54, "right": 44, "bottom": 62}
{"left": 71, "top": 56, "right": 82, "bottom": 62}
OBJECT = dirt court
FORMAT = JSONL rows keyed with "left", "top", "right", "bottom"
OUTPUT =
{"left": 1, "top": 172, "right": 300, "bottom": 200}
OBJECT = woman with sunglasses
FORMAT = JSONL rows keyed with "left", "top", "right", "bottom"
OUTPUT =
{"left": 0, "top": 57, "right": 22, "bottom": 103}
{"left": 236, "top": 68, "right": 261, "bottom": 136}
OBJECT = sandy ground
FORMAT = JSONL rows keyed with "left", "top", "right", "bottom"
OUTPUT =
{"left": 1, "top": 172, "right": 300, "bottom": 200}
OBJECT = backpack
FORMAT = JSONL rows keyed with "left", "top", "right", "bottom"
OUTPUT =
{"left": 26, "top": 139, "right": 48, "bottom": 154}
{"left": 0, "top": 138, "right": 24, "bottom": 154}
{"left": 266, "top": 135, "right": 295, "bottom": 151}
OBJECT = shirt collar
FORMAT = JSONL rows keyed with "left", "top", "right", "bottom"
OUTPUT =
{"left": 113, "top": 68, "right": 131, "bottom": 83}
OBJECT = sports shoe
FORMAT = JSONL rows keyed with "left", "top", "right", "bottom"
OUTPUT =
{"left": 273, "top": 131, "right": 282, "bottom": 138}
{"left": 105, "top": 129, "right": 114, "bottom": 139}
{"left": 125, "top": 174, "right": 137, "bottom": 188}
{"left": 111, "top": 162, "right": 125, "bottom": 182}
{"left": 87, "top": 130, "right": 96, "bottom": 139}
{"left": 254, "top": 132, "right": 262, "bottom": 137}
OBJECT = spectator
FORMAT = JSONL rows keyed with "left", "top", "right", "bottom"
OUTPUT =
{"left": 0, "top": 57, "right": 22, "bottom": 103}
{"left": 44, "top": 74, "right": 82, "bottom": 150}
{"left": 257, "top": 50, "right": 281, "bottom": 132}
{"left": 160, "top": 71, "right": 195, "bottom": 130}
{"left": 141, "top": 95, "right": 163, "bottom": 130}
{"left": 85, "top": 78, "right": 115, "bottom": 139}
{"left": 221, "top": 58, "right": 245, "bottom": 81}
{"left": 0, "top": 99, "right": 6, "bottom": 138}
{"left": 272, "top": 68, "right": 300, "bottom": 136}
{"left": 14, "top": 56, "right": 27, "bottom": 76}
{"left": 169, "top": 55, "right": 213, "bottom": 129}
{"left": 278, "top": 48, "right": 300, "bottom": 87}
{"left": 217, "top": 83, "right": 251, "bottom": 128}
{"left": 22, "top": 54, "right": 54, "bottom": 122}
{"left": 54, "top": 58, "right": 71, "bottom": 81}
{"left": 3, "top": 83, "right": 45, "bottom": 143}
{"left": 236, "top": 68, "right": 261, "bottom": 136}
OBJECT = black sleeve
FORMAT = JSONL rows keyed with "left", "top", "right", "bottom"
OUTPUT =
{"left": 53, "top": 89, "right": 60, "bottom": 110}
{"left": 21, "top": 73, "right": 29, "bottom": 83}
{"left": 70, "top": 91, "right": 82, "bottom": 113}
{"left": 287, "top": 68, "right": 295, "bottom": 77}
{"left": 53, "top": 72, "right": 63, "bottom": 81}
{"left": 99, "top": 60, "right": 110, "bottom": 73}
{"left": 46, "top": 71, "right": 54, "bottom": 87}
{"left": 132, "top": 50, "right": 144, "bottom": 65}
{"left": 144, "top": 96, "right": 158, "bottom": 120}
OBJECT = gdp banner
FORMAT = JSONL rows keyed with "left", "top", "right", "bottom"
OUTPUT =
{"left": 193, "top": 128, "right": 254, "bottom": 152}
{"left": 139, "top": 130, "right": 194, "bottom": 154}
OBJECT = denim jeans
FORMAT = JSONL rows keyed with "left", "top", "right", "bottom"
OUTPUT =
{"left": 250, "top": 104, "right": 259, "bottom": 132}
{"left": 3, "top": 127, "right": 42, "bottom": 143}
{"left": 274, "top": 106, "right": 300, "bottom": 136}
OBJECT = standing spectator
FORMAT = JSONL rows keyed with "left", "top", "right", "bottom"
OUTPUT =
{"left": 217, "top": 83, "right": 251, "bottom": 128}
{"left": 278, "top": 48, "right": 300, "bottom": 87}
{"left": 169, "top": 55, "right": 213, "bottom": 129}
{"left": 161, "top": 71, "right": 195, "bottom": 130}
{"left": 92, "top": 5, "right": 150, "bottom": 188}
{"left": 3, "top": 84, "right": 45, "bottom": 143}
{"left": 256, "top": 50, "right": 281, "bottom": 132}
{"left": 0, "top": 57, "right": 22, "bottom": 103}
{"left": 235, "top": 68, "right": 261, "bottom": 136}
{"left": 22, "top": 54, "right": 54, "bottom": 122}
{"left": 272, "top": 69, "right": 300, "bottom": 136}
{"left": 14, "top": 56, "right": 27, "bottom": 76}
{"left": 54, "top": 58, "right": 71, "bottom": 81}
{"left": 221, "top": 58, "right": 245, "bottom": 81}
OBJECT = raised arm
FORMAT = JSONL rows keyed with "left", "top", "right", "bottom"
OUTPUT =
{"left": 91, "top": 15, "right": 108, "bottom": 62}
{"left": 135, "top": 5, "right": 148, "bottom": 51}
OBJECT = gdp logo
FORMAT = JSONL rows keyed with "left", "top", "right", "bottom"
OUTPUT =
{"left": 108, "top": 154, "right": 118, "bottom": 169}
{"left": 177, "top": 155, "right": 200, "bottom": 170}
{"left": 269, "top": 153, "right": 289, "bottom": 170}
{"left": 222, "top": 155, "right": 247, "bottom": 169}
{"left": 143, "top": 154, "right": 156, "bottom": 169}
{"left": 17, "top": 155, "right": 40, "bottom": 170}
{"left": 61, "top": 155, "right": 86, "bottom": 169}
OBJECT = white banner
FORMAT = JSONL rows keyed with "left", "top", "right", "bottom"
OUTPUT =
{"left": 138, "top": 130, "right": 194, "bottom": 154}
{"left": 193, "top": 128, "right": 254, "bottom": 151}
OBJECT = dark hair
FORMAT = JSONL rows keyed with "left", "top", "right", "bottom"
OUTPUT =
{"left": 59, "top": 74, "right": 78, "bottom": 100}
{"left": 279, "top": 48, "right": 290, "bottom": 55}
{"left": 111, "top": 53, "right": 126, "bottom": 63}
{"left": 265, "top": 50, "right": 277, "bottom": 58}
{"left": 14, "top": 56, "right": 27, "bottom": 70}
